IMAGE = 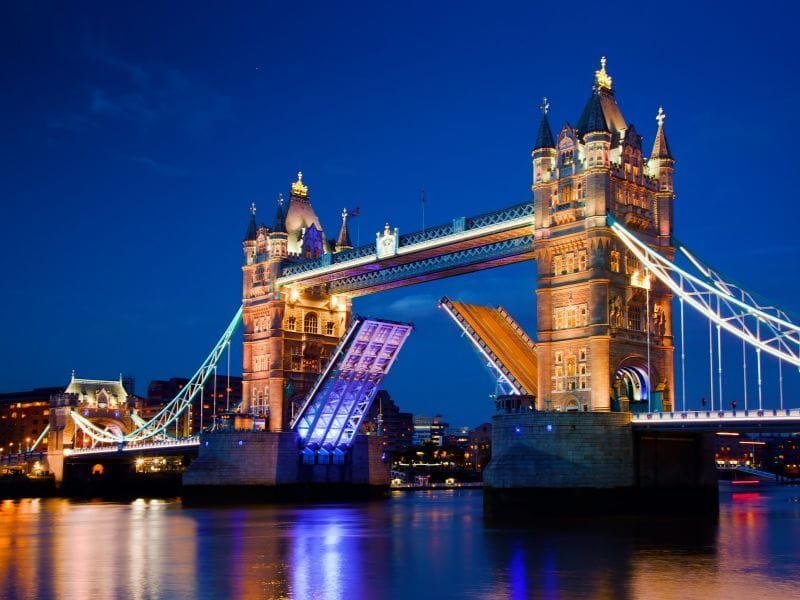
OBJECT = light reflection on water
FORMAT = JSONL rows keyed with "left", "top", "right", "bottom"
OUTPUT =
{"left": 2, "top": 486, "right": 800, "bottom": 599}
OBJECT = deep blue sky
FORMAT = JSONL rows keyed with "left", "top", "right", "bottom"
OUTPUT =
{"left": 2, "top": 2, "right": 799, "bottom": 427}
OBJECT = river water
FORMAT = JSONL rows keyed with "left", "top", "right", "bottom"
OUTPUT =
{"left": 2, "top": 484, "right": 800, "bottom": 599}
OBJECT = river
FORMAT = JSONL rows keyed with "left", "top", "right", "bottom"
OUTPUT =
{"left": 2, "top": 484, "right": 800, "bottom": 599}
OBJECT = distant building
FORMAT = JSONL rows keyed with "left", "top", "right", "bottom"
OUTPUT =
{"left": 360, "top": 390, "right": 414, "bottom": 454}
{"left": 468, "top": 422, "right": 492, "bottom": 471}
{"left": 413, "top": 414, "right": 449, "bottom": 446}
{"left": 0, "top": 386, "right": 61, "bottom": 454}
{"left": 144, "top": 376, "right": 243, "bottom": 434}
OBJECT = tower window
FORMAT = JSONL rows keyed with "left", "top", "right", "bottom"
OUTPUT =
{"left": 628, "top": 304, "right": 642, "bottom": 331}
{"left": 610, "top": 250, "right": 620, "bottom": 272}
{"left": 304, "top": 312, "right": 319, "bottom": 334}
{"left": 287, "top": 316, "right": 297, "bottom": 331}
{"left": 326, "top": 322, "right": 334, "bottom": 336}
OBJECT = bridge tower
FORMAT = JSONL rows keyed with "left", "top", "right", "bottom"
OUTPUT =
{"left": 241, "top": 173, "right": 351, "bottom": 431}
{"left": 532, "top": 58, "right": 675, "bottom": 412}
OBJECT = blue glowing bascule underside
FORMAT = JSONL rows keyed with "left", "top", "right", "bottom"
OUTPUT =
{"left": 291, "top": 317, "right": 413, "bottom": 457}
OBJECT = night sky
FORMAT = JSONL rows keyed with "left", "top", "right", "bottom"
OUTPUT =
{"left": 3, "top": 2, "right": 800, "bottom": 427}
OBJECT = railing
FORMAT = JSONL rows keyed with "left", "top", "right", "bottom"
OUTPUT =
{"left": 65, "top": 436, "right": 200, "bottom": 455}
{"left": 632, "top": 409, "right": 800, "bottom": 424}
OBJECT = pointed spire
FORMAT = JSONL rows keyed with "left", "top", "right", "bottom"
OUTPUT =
{"left": 582, "top": 89, "right": 610, "bottom": 135}
{"left": 336, "top": 208, "right": 352, "bottom": 250}
{"left": 534, "top": 96, "right": 556, "bottom": 150}
{"left": 244, "top": 202, "right": 258, "bottom": 241}
{"left": 273, "top": 193, "right": 287, "bottom": 233}
{"left": 650, "top": 106, "right": 673, "bottom": 159}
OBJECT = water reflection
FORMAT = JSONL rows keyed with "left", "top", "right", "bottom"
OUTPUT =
{"left": 1, "top": 486, "right": 800, "bottom": 599}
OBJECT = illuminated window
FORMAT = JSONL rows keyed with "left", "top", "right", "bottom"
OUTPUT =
{"left": 628, "top": 304, "right": 642, "bottom": 330}
{"left": 566, "top": 253, "right": 575, "bottom": 273}
{"left": 287, "top": 316, "right": 296, "bottom": 331}
{"left": 326, "top": 322, "right": 334, "bottom": 336}
{"left": 554, "top": 351, "right": 563, "bottom": 364}
{"left": 554, "top": 309, "right": 564, "bottom": 330}
{"left": 567, "top": 307, "right": 577, "bottom": 328}
{"left": 579, "top": 250, "right": 587, "bottom": 272}
{"left": 554, "top": 255, "right": 563, "bottom": 275}
{"left": 610, "top": 250, "right": 620, "bottom": 272}
{"left": 304, "top": 313, "right": 318, "bottom": 334}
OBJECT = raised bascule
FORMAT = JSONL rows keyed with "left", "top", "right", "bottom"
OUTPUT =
{"left": 37, "top": 58, "right": 800, "bottom": 511}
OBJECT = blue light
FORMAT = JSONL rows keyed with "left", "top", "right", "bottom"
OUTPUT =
{"left": 238, "top": 440, "right": 244, "bottom": 447}
{"left": 514, "top": 425, "right": 521, "bottom": 434}
{"left": 546, "top": 424, "right": 553, "bottom": 432}
{"left": 204, "top": 441, "right": 209, "bottom": 447}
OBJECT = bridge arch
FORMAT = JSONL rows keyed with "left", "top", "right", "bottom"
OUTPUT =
{"left": 613, "top": 356, "right": 656, "bottom": 412}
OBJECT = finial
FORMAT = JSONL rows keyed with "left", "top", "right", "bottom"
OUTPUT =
{"left": 656, "top": 106, "right": 666, "bottom": 127}
{"left": 250, "top": 202, "right": 257, "bottom": 216}
{"left": 277, "top": 193, "right": 284, "bottom": 206}
{"left": 341, "top": 207, "right": 348, "bottom": 220}
{"left": 595, "top": 56, "right": 612, "bottom": 90}
{"left": 71, "top": 369, "right": 75, "bottom": 379}
{"left": 540, "top": 96, "right": 550, "bottom": 115}
{"left": 291, "top": 171, "right": 308, "bottom": 197}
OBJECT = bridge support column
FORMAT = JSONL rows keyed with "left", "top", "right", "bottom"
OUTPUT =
{"left": 483, "top": 412, "right": 718, "bottom": 519}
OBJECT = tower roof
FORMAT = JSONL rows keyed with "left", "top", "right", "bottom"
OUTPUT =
{"left": 533, "top": 97, "right": 556, "bottom": 150}
{"left": 579, "top": 90, "right": 610, "bottom": 135}
{"left": 244, "top": 202, "right": 258, "bottom": 241}
{"left": 576, "top": 57, "right": 627, "bottom": 140}
{"left": 650, "top": 107, "right": 673, "bottom": 160}
{"left": 336, "top": 208, "right": 352, "bottom": 250}
{"left": 273, "top": 194, "right": 287, "bottom": 233}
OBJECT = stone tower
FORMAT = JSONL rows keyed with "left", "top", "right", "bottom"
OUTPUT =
{"left": 532, "top": 58, "right": 675, "bottom": 412}
{"left": 241, "top": 173, "right": 352, "bottom": 431}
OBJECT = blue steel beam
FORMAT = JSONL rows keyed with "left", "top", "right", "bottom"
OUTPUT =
{"left": 292, "top": 317, "right": 413, "bottom": 452}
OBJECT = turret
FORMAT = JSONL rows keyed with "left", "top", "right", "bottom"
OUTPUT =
{"left": 649, "top": 107, "right": 675, "bottom": 238}
{"left": 243, "top": 202, "right": 258, "bottom": 265}
{"left": 532, "top": 98, "right": 557, "bottom": 230}
{"left": 284, "top": 171, "right": 327, "bottom": 257}
{"left": 268, "top": 194, "right": 288, "bottom": 258}
{"left": 335, "top": 208, "right": 353, "bottom": 252}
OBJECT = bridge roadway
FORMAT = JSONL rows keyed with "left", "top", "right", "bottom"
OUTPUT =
{"left": 632, "top": 409, "right": 800, "bottom": 432}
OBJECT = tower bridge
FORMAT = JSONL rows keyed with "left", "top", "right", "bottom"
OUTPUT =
{"left": 37, "top": 58, "right": 800, "bottom": 511}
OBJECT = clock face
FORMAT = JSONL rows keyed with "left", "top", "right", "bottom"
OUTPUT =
{"left": 382, "top": 237, "right": 393, "bottom": 247}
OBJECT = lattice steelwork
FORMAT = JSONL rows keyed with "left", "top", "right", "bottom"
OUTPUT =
{"left": 609, "top": 216, "right": 800, "bottom": 367}
{"left": 292, "top": 317, "right": 412, "bottom": 453}
{"left": 328, "top": 236, "right": 534, "bottom": 295}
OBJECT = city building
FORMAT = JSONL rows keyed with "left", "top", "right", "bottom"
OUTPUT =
{"left": 360, "top": 390, "right": 414, "bottom": 455}
{"left": 412, "top": 414, "right": 449, "bottom": 446}
{"left": 0, "top": 386, "right": 60, "bottom": 455}
{"left": 143, "top": 376, "right": 243, "bottom": 434}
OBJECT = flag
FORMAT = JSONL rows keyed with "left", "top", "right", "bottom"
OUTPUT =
{"left": 350, "top": 207, "right": 361, "bottom": 218}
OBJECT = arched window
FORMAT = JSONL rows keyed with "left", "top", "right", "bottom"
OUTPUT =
{"left": 304, "top": 312, "right": 318, "bottom": 334}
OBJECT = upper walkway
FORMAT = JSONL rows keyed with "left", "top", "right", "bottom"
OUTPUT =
{"left": 276, "top": 202, "right": 534, "bottom": 296}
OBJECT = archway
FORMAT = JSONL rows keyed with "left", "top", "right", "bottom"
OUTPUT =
{"left": 613, "top": 357, "right": 656, "bottom": 413}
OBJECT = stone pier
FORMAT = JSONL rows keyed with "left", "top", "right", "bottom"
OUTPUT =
{"left": 182, "top": 431, "right": 389, "bottom": 503}
{"left": 483, "top": 412, "right": 718, "bottom": 519}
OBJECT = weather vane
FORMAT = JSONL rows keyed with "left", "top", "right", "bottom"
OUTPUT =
{"left": 656, "top": 106, "right": 666, "bottom": 127}
{"left": 250, "top": 202, "right": 257, "bottom": 216}
{"left": 540, "top": 96, "right": 550, "bottom": 115}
